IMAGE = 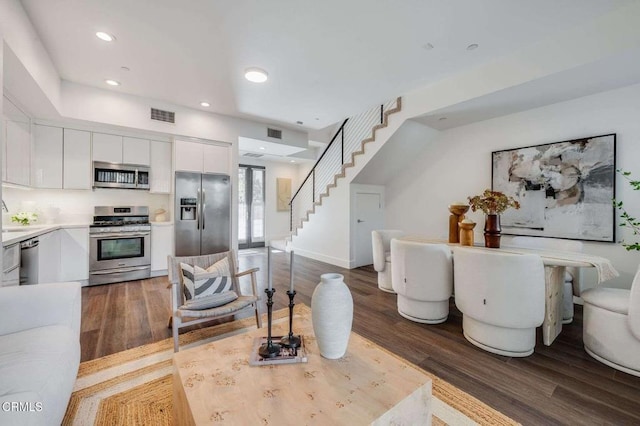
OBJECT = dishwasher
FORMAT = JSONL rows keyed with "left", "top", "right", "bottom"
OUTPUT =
{"left": 2, "top": 243, "right": 20, "bottom": 287}
{"left": 19, "top": 237, "right": 39, "bottom": 285}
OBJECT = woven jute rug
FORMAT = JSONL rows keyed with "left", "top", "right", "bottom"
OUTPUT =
{"left": 63, "top": 305, "right": 519, "bottom": 425}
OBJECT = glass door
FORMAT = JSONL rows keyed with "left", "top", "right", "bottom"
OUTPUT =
{"left": 239, "top": 165, "right": 265, "bottom": 249}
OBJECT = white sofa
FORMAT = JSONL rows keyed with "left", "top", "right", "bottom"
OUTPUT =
{"left": 0, "top": 282, "right": 81, "bottom": 426}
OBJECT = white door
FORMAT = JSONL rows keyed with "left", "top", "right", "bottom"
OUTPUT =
{"left": 354, "top": 192, "right": 384, "bottom": 267}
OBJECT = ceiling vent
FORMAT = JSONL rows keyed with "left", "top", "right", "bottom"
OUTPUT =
{"left": 267, "top": 128, "right": 282, "bottom": 139}
{"left": 242, "top": 152, "right": 264, "bottom": 158}
{"left": 150, "top": 108, "right": 175, "bottom": 124}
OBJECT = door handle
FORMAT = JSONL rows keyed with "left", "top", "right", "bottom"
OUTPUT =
{"left": 202, "top": 188, "right": 206, "bottom": 230}
{"left": 357, "top": 219, "right": 365, "bottom": 223}
{"left": 196, "top": 188, "right": 201, "bottom": 230}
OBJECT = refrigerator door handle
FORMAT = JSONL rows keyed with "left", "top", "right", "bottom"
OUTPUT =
{"left": 196, "top": 187, "right": 201, "bottom": 230}
{"left": 202, "top": 188, "right": 206, "bottom": 229}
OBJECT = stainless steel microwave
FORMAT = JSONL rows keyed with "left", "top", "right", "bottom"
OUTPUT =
{"left": 93, "top": 161, "right": 150, "bottom": 190}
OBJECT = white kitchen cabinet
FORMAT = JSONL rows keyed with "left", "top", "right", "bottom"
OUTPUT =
{"left": 175, "top": 139, "right": 230, "bottom": 174}
{"left": 150, "top": 141, "right": 171, "bottom": 193}
{"left": 5, "top": 119, "right": 31, "bottom": 186}
{"left": 174, "top": 139, "right": 203, "bottom": 172}
{"left": 203, "top": 144, "right": 230, "bottom": 174}
{"left": 60, "top": 227, "right": 89, "bottom": 282}
{"left": 38, "top": 230, "right": 61, "bottom": 283}
{"left": 33, "top": 125, "right": 63, "bottom": 188}
{"left": 92, "top": 132, "right": 123, "bottom": 163}
{"left": 151, "top": 223, "right": 174, "bottom": 274}
{"left": 123, "top": 137, "right": 150, "bottom": 166}
{"left": 64, "top": 129, "right": 92, "bottom": 189}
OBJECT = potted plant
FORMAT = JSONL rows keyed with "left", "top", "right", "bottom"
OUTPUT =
{"left": 468, "top": 189, "right": 520, "bottom": 248}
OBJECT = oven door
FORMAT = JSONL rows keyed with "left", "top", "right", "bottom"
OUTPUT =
{"left": 90, "top": 232, "right": 151, "bottom": 271}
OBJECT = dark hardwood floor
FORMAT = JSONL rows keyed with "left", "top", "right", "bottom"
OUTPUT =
{"left": 81, "top": 248, "right": 640, "bottom": 425}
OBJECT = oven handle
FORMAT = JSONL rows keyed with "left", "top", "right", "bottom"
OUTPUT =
{"left": 90, "top": 265, "right": 151, "bottom": 275}
{"left": 90, "top": 232, "right": 150, "bottom": 239}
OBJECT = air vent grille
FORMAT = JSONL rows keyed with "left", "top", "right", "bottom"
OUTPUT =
{"left": 150, "top": 108, "right": 175, "bottom": 123}
{"left": 242, "top": 153, "right": 264, "bottom": 158}
{"left": 267, "top": 128, "right": 282, "bottom": 139}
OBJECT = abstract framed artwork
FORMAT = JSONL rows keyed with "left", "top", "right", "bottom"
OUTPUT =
{"left": 492, "top": 134, "right": 616, "bottom": 242}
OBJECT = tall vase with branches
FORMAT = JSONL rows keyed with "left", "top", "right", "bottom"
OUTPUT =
{"left": 614, "top": 170, "right": 640, "bottom": 251}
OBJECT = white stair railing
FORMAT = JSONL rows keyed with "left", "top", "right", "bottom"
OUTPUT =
{"left": 290, "top": 97, "right": 401, "bottom": 235}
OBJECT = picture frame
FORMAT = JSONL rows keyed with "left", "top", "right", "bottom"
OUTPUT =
{"left": 276, "top": 178, "right": 292, "bottom": 212}
{"left": 491, "top": 134, "right": 616, "bottom": 242}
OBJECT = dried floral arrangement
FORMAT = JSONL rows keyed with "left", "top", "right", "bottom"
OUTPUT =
{"left": 468, "top": 189, "right": 520, "bottom": 215}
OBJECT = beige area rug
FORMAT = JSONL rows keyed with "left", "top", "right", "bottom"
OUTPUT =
{"left": 63, "top": 305, "right": 519, "bottom": 425}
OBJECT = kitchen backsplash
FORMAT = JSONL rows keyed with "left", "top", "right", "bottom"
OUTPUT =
{"left": 2, "top": 187, "right": 171, "bottom": 224}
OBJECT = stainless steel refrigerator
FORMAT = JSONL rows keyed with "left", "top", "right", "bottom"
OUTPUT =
{"left": 175, "top": 172, "right": 231, "bottom": 256}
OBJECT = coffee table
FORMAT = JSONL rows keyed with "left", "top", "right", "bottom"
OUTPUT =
{"left": 173, "top": 306, "right": 432, "bottom": 425}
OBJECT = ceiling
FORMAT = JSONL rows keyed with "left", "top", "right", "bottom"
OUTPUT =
{"left": 19, "top": 0, "right": 633, "bottom": 131}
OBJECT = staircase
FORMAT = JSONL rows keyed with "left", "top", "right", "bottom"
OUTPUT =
{"left": 284, "top": 97, "right": 402, "bottom": 249}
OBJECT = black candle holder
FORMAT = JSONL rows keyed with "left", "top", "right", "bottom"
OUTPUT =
{"left": 258, "top": 288, "right": 281, "bottom": 358}
{"left": 280, "top": 290, "right": 301, "bottom": 348}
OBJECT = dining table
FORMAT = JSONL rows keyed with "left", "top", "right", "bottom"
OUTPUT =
{"left": 399, "top": 236, "right": 619, "bottom": 346}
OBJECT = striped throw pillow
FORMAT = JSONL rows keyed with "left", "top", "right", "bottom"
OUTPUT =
{"left": 180, "top": 257, "right": 233, "bottom": 301}
{"left": 180, "top": 291, "right": 238, "bottom": 310}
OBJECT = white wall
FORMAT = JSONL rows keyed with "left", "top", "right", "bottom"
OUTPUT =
{"left": 2, "top": 187, "right": 170, "bottom": 224}
{"left": 292, "top": 177, "right": 351, "bottom": 268}
{"left": 387, "top": 83, "right": 640, "bottom": 289}
{"left": 238, "top": 157, "right": 302, "bottom": 244}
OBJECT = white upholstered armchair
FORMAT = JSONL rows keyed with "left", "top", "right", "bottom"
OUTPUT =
{"left": 454, "top": 247, "right": 545, "bottom": 357}
{"left": 581, "top": 265, "right": 640, "bottom": 377}
{"left": 391, "top": 240, "right": 453, "bottom": 323}
{"left": 510, "top": 236, "right": 584, "bottom": 324}
{"left": 372, "top": 230, "right": 404, "bottom": 292}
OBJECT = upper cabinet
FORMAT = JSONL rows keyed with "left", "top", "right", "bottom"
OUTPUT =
{"left": 3, "top": 96, "right": 31, "bottom": 187}
{"left": 32, "top": 125, "right": 92, "bottom": 190}
{"left": 175, "top": 139, "right": 230, "bottom": 175}
{"left": 92, "top": 133, "right": 123, "bottom": 163}
{"left": 5, "top": 119, "right": 32, "bottom": 187}
{"left": 150, "top": 141, "right": 171, "bottom": 193}
{"left": 33, "top": 125, "right": 63, "bottom": 188}
{"left": 123, "top": 137, "right": 150, "bottom": 166}
{"left": 93, "top": 133, "right": 151, "bottom": 166}
{"left": 63, "top": 129, "right": 91, "bottom": 189}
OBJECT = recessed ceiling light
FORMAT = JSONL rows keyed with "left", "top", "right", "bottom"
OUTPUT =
{"left": 466, "top": 44, "right": 479, "bottom": 51}
{"left": 245, "top": 67, "right": 268, "bottom": 83}
{"left": 259, "top": 147, "right": 266, "bottom": 150}
{"left": 200, "top": 101, "right": 210, "bottom": 107}
{"left": 96, "top": 32, "right": 115, "bottom": 42}
{"left": 290, "top": 160, "right": 296, "bottom": 163}
{"left": 105, "top": 79, "right": 120, "bottom": 86}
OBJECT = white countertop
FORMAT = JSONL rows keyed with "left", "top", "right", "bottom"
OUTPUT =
{"left": 150, "top": 221, "right": 174, "bottom": 227}
{"left": 2, "top": 223, "right": 90, "bottom": 247}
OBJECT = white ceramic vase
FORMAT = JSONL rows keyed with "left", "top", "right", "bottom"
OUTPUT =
{"left": 311, "top": 273, "right": 353, "bottom": 359}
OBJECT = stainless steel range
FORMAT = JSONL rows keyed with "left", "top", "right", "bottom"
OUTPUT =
{"left": 89, "top": 206, "right": 151, "bottom": 286}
